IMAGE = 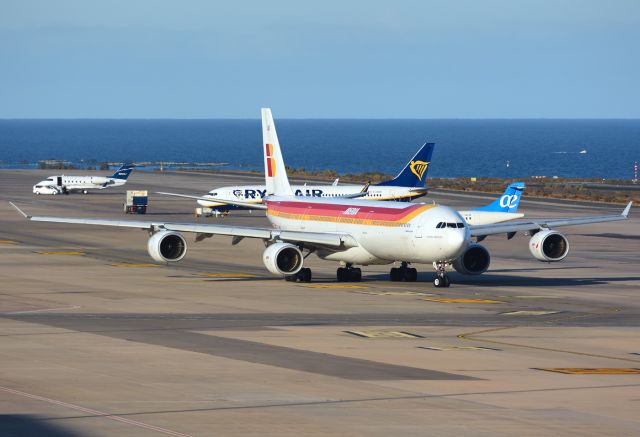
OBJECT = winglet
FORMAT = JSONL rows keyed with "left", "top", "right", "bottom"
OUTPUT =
{"left": 622, "top": 201, "right": 632, "bottom": 218}
{"left": 9, "top": 202, "right": 31, "bottom": 219}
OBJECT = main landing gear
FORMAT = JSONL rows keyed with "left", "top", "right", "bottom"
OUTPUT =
{"left": 285, "top": 268, "right": 312, "bottom": 283}
{"left": 337, "top": 263, "right": 362, "bottom": 282}
{"left": 389, "top": 262, "right": 418, "bottom": 282}
{"left": 433, "top": 261, "right": 451, "bottom": 288}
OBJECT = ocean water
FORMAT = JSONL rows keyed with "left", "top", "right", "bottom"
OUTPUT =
{"left": 0, "top": 119, "right": 638, "bottom": 179}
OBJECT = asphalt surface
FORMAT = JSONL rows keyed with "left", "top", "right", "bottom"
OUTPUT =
{"left": 1, "top": 170, "right": 639, "bottom": 436}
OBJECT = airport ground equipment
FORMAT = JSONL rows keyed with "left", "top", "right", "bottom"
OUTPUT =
{"left": 124, "top": 190, "right": 148, "bottom": 214}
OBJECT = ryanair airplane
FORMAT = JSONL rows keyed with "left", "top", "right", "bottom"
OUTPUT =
{"left": 192, "top": 143, "right": 435, "bottom": 212}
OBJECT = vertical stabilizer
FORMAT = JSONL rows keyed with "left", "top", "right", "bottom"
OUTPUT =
{"left": 474, "top": 182, "right": 525, "bottom": 213}
{"left": 374, "top": 143, "right": 435, "bottom": 188}
{"left": 262, "top": 108, "right": 293, "bottom": 196}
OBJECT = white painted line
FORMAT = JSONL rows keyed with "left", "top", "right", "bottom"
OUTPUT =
{"left": 0, "top": 385, "right": 193, "bottom": 437}
{"left": 5, "top": 306, "right": 81, "bottom": 315}
{"left": 500, "top": 310, "right": 561, "bottom": 316}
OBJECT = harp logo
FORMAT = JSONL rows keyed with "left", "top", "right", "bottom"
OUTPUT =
{"left": 265, "top": 143, "right": 276, "bottom": 177}
{"left": 410, "top": 160, "right": 429, "bottom": 180}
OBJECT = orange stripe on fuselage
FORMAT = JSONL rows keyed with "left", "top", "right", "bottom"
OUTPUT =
{"left": 266, "top": 200, "right": 436, "bottom": 227}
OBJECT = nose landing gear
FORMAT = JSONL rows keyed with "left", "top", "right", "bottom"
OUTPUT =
{"left": 433, "top": 261, "right": 451, "bottom": 288}
{"left": 389, "top": 261, "right": 418, "bottom": 282}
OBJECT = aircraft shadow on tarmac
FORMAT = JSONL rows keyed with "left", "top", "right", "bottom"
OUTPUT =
{"left": 578, "top": 233, "right": 640, "bottom": 240}
{"left": 363, "top": 272, "right": 640, "bottom": 287}
{"left": 0, "top": 415, "right": 83, "bottom": 437}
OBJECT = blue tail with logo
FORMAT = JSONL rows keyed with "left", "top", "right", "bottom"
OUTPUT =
{"left": 375, "top": 142, "right": 435, "bottom": 188}
{"left": 474, "top": 182, "right": 525, "bottom": 213}
{"left": 110, "top": 163, "right": 136, "bottom": 180}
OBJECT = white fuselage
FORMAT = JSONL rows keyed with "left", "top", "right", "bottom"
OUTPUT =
{"left": 458, "top": 210, "right": 524, "bottom": 226}
{"left": 197, "top": 184, "right": 424, "bottom": 208}
{"left": 33, "top": 175, "right": 126, "bottom": 194}
{"left": 264, "top": 196, "right": 468, "bottom": 266}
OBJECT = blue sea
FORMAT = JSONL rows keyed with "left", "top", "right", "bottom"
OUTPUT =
{"left": 1, "top": 119, "right": 638, "bottom": 179}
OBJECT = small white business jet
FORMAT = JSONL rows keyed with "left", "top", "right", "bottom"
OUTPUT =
{"left": 33, "top": 163, "right": 135, "bottom": 195}
{"left": 12, "top": 109, "right": 631, "bottom": 287}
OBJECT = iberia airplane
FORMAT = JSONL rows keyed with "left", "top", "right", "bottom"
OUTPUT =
{"left": 11, "top": 109, "right": 632, "bottom": 287}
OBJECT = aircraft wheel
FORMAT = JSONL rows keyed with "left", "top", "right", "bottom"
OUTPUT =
{"left": 350, "top": 268, "right": 362, "bottom": 282}
{"left": 284, "top": 275, "right": 296, "bottom": 282}
{"left": 337, "top": 267, "right": 346, "bottom": 282}
{"left": 389, "top": 268, "right": 400, "bottom": 281}
{"left": 406, "top": 268, "right": 418, "bottom": 282}
{"left": 298, "top": 268, "right": 312, "bottom": 283}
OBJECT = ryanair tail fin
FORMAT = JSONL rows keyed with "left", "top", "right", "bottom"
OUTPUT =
{"left": 375, "top": 142, "right": 434, "bottom": 188}
{"left": 262, "top": 108, "right": 293, "bottom": 196}
{"left": 110, "top": 163, "right": 135, "bottom": 181}
{"left": 474, "top": 182, "right": 525, "bottom": 213}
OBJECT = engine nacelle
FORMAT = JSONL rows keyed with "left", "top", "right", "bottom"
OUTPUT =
{"left": 262, "top": 242, "right": 304, "bottom": 275}
{"left": 452, "top": 244, "right": 491, "bottom": 275}
{"left": 147, "top": 231, "right": 187, "bottom": 263}
{"left": 529, "top": 230, "right": 569, "bottom": 262}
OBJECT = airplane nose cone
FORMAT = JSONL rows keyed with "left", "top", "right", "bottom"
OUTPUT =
{"left": 446, "top": 229, "right": 466, "bottom": 258}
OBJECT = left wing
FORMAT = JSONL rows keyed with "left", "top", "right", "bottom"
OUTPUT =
{"left": 470, "top": 202, "right": 632, "bottom": 237}
{"left": 9, "top": 202, "right": 357, "bottom": 249}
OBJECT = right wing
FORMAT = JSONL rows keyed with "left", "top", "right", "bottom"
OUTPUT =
{"left": 469, "top": 202, "right": 632, "bottom": 237}
{"left": 9, "top": 202, "right": 357, "bottom": 249}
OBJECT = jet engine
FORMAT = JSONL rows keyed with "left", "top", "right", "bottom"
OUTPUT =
{"left": 452, "top": 244, "right": 490, "bottom": 275}
{"left": 262, "top": 242, "right": 304, "bottom": 275}
{"left": 147, "top": 231, "right": 187, "bottom": 263}
{"left": 529, "top": 230, "right": 569, "bottom": 262}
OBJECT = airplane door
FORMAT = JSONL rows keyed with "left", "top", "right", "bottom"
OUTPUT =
{"left": 415, "top": 223, "right": 423, "bottom": 238}
{"left": 57, "top": 176, "right": 62, "bottom": 187}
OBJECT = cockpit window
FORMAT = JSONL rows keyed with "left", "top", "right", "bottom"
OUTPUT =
{"left": 446, "top": 223, "right": 456, "bottom": 228}
{"left": 457, "top": 223, "right": 465, "bottom": 228}
{"left": 436, "top": 222, "right": 444, "bottom": 228}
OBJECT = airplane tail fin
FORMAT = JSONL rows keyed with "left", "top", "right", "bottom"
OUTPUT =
{"left": 474, "top": 182, "right": 525, "bottom": 213}
{"left": 375, "top": 142, "right": 435, "bottom": 188}
{"left": 110, "top": 163, "right": 135, "bottom": 181}
{"left": 262, "top": 108, "right": 293, "bottom": 196}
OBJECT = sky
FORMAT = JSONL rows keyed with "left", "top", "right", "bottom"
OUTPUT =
{"left": 1, "top": 0, "right": 639, "bottom": 118}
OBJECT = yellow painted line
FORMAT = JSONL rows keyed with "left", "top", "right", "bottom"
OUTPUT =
{"left": 353, "top": 290, "right": 433, "bottom": 296}
{"left": 194, "top": 273, "right": 257, "bottom": 278}
{"left": 419, "top": 346, "right": 500, "bottom": 351}
{"left": 500, "top": 310, "right": 561, "bottom": 316}
{"left": 305, "top": 284, "right": 368, "bottom": 289}
{"left": 0, "top": 240, "right": 18, "bottom": 244}
{"left": 34, "top": 251, "right": 84, "bottom": 255}
{"left": 535, "top": 368, "right": 640, "bottom": 375}
{"left": 111, "top": 263, "right": 160, "bottom": 267}
{"left": 421, "top": 298, "right": 504, "bottom": 304}
{"left": 345, "top": 330, "right": 423, "bottom": 339}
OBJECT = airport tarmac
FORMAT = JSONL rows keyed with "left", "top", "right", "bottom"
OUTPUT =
{"left": 1, "top": 169, "right": 639, "bottom": 436}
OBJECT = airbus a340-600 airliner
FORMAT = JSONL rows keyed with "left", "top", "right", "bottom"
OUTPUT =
{"left": 11, "top": 109, "right": 632, "bottom": 287}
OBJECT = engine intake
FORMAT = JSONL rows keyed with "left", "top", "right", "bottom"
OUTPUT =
{"left": 147, "top": 231, "right": 187, "bottom": 262}
{"left": 263, "top": 242, "right": 303, "bottom": 275}
{"left": 452, "top": 244, "right": 490, "bottom": 275}
{"left": 529, "top": 230, "right": 569, "bottom": 262}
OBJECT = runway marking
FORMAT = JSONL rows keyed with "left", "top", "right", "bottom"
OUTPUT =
{"left": 110, "top": 263, "right": 160, "bottom": 267}
{"left": 352, "top": 290, "right": 433, "bottom": 296}
{"left": 507, "top": 295, "right": 562, "bottom": 299}
{"left": 305, "top": 284, "right": 368, "bottom": 289}
{"left": 5, "top": 305, "right": 81, "bottom": 315}
{"left": 345, "top": 330, "right": 423, "bottom": 339}
{"left": 194, "top": 273, "right": 257, "bottom": 278}
{"left": 418, "top": 346, "right": 501, "bottom": 351}
{"left": 34, "top": 251, "right": 84, "bottom": 255}
{"left": 0, "top": 385, "right": 193, "bottom": 437}
{"left": 500, "top": 310, "right": 561, "bottom": 316}
{"left": 421, "top": 298, "right": 504, "bottom": 304}
{"left": 0, "top": 239, "right": 18, "bottom": 244}
{"left": 535, "top": 368, "right": 640, "bottom": 375}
